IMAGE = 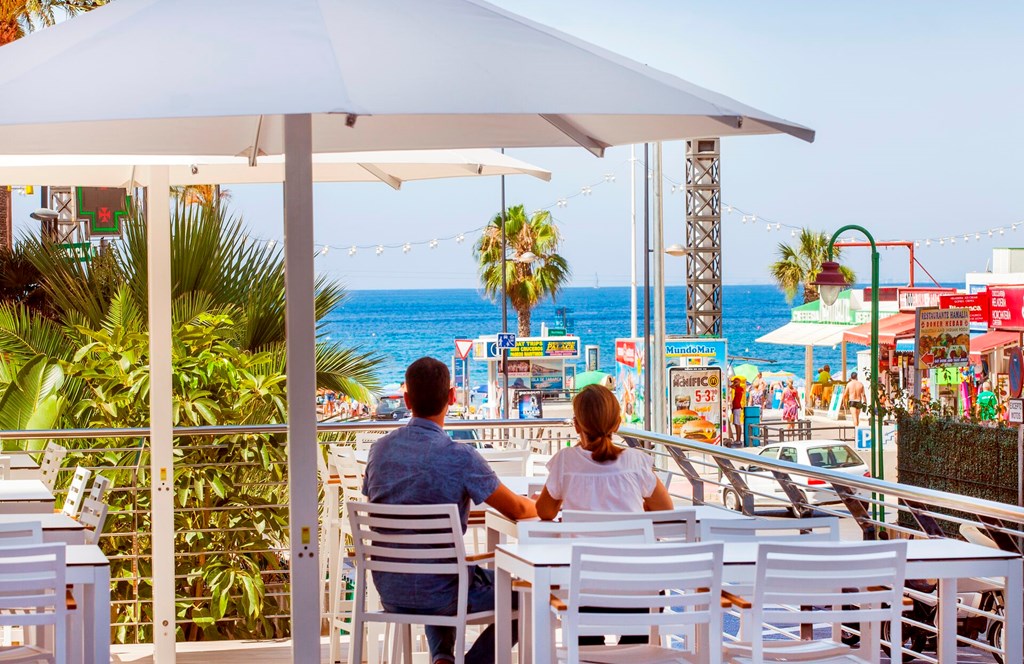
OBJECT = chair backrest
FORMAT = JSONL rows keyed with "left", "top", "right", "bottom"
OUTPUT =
{"left": 517, "top": 519, "right": 655, "bottom": 544}
{"left": 354, "top": 432, "right": 385, "bottom": 451}
{"left": 0, "top": 543, "right": 68, "bottom": 632}
{"left": 749, "top": 541, "right": 907, "bottom": 664}
{"left": 561, "top": 508, "right": 698, "bottom": 542}
{"left": 39, "top": 442, "right": 67, "bottom": 491}
{"left": 347, "top": 501, "right": 467, "bottom": 577}
{"left": 88, "top": 474, "right": 111, "bottom": 502}
{"left": 61, "top": 466, "right": 92, "bottom": 518}
{"left": 0, "top": 521, "right": 43, "bottom": 546}
{"left": 564, "top": 542, "right": 724, "bottom": 664}
{"left": 0, "top": 456, "right": 10, "bottom": 481}
{"left": 478, "top": 448, "right": 531, "bottom": 476}
{"left": 79, "top": 496, "right": 109, "bottom": 545}
{"left": 698, "top": 516, "right": 839, "bottom": 543}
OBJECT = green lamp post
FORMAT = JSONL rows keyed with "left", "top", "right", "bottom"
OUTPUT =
{"left": 812, "top": 225, "right": 885, "bottom": 524}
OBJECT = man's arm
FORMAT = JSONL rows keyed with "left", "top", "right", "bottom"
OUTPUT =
{"left": 484, "top": 483, "right": 537, "bottom": 521}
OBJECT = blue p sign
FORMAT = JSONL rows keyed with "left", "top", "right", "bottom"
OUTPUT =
{"left": 497, "top": 333, "right": 517, "bottom": 349}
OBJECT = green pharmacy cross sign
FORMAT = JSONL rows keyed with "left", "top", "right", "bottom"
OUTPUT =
{"left": 76, "top": 187, "right": 131, "bottom": 237}
{"left": 58, "top": 242, "right": 95, "bottom": 263}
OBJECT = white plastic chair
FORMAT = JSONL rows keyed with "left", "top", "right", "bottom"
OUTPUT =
{"left": 60, "top": 467, "right": 92, "bottom": 519}
{"left": 347, "top": 502, "right": 496, "bottom": 664}
{"left": 558, "top": 542, "right": 726, "bottom": 664}
{"left": 561, "top": 508, "right": 698, "bottom": 542}
{"left": 0, "top": 543, "right": 72, "bottom": 664}
{"left": 325, "top": 446, "right": 369, "bottom": 664}
{"left": 78, "top": 497, "right": 109, "bottom": 545}
{"left": 698, "top": 516, "right": 839, "bottom": 543}
{"left": 479, "top": 449, "right": 531, "bottom": 476}
{"left": 723, "top": 541, "right": 908, "bottom": 664}
{"left": 517, "top": 520, "right": 655, "bottom": 544}
{"left": 86, "top": 474, "right": 111, "bottom": 503}
{"left": 38, "top": 443, "right": 67, "bottom": 492}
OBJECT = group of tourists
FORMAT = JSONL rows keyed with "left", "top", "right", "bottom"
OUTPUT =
{"left": 363, "top": 356, "right": 671, "bottom": 664}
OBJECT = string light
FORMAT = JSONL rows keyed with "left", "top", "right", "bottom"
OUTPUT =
{"left": 348, "top": 246, "right": 357, "bottom": 256}
{"left": 456, "top": 233, "right": 465, "bottom": 244}
{"left": 375, "top": 245, "right": 384, "bottom": 256}
{"left": 603, "top": 173, "right": 615, "bottom": 183}
{"left": 402, "top": 243, "right": 411, "bottom": 254}
{"left": 319, "top": 245, "right": 329, "bottom": 256}
{"left": 429, "top": 239, "right": 439, "bottom": 249}
{"left": 266, "top": 240, "right": 276, "bottom": 250}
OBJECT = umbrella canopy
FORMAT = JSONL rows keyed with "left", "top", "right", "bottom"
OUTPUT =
{"left": 0, "top": 149, "right": 551, "bottom": 189}
{"left": 732, "top": 363, "right": 760, "bottom": 382}
{"left": 574, "top": 370, "right": 612, "bottom": 389}
{"left": 0, "top": 0, "right": 812, "bottom": 154}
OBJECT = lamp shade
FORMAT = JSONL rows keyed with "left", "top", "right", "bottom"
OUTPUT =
{"left": 812, "top": 260, "right": 849, "bottom": 306}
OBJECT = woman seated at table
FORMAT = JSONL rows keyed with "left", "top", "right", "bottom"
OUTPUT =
{"left": 535, "top": 384, "right": 673, "bottom": 520}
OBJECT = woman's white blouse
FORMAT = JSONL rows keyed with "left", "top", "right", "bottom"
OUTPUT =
{"left": 543, "top": 445, "right": 658, "bottom": 512}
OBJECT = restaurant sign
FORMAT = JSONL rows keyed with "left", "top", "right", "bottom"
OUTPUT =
{"left": 915, "top": 307, "right": 971, "bottom": 369}
{"left": 898, "top": 287, "right": 957, "bottom": 312}
{"left": 665, "top": 338, "right": 727, "bottom": 367}
{"left": 938, "top": 293, "right": 990, "bottom": 324}
{"left": 474, "top": 336, "right": 580, "bottom": 359}
{"left": 988, "top": 286, "right": 1024, "bottom": 331}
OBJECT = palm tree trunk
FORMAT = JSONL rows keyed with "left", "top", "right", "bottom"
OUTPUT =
{"left": 803, "top": 283, "right": 819, "bottom": 304}
{"left": 517, "top": 307, "right": 531, "bottom": 337}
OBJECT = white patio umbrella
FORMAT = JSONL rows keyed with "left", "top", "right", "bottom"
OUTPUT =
{"left": 0, "top": 1, "right": 814, "bottom": 660}
{"left": 0, "top": 149, "right": 551, "bottom": 189}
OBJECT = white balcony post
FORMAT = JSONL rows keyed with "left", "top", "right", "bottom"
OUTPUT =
{"left": 146, "top": 165, "right": 176, "bottom": 662}
{"left": 283, "top": 113, "right": 321, "bottom": 662}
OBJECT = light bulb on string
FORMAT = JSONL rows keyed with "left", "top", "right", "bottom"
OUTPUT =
{"left": 319, "top": 245, "right": 330, "bottom": 256}
{"left": 1000, "top": 228, "right": 1006, "bottom": 235}
{"left": 581, "top": 186, "right": 592, "bottom": 195}
{"left": 348, "top": 246, "right": 357, "bottom": 256}
{"left": 939, "top": 239, "right": 945, "bottom": 246}
{"left": 402, "top": 243, "right": 411, "bottom": 254}
{"left": 951, "top": 237, "right": 956, "bottom": 245}
{"left": 976, "top": 233, "right": 981, "bottom": 241}
{"left": 456, "top": 233, "right": 465, "bottom": 243}
{"left": 926, "top": 239, "right": 931, "bottom": 247}
{"left": 1014, "top": 224, "right": 1019, "bottom": 231}
{"left": 765, "top": 222, "right": 772, "bottom": 232}
{"left": 790, "top": 230, "right": 797, "bottom": 237}
{"left": 266, "top": 240, "right": 276, "bottom": 250}
{"left": 670, "top": 185, "right": 677, "bottom": 194}
{"left": 375, "top": 245, "right": 384, "bottom": 256}
{"left": 774, "top": 223, "right": 781, "bottom": 231}
{"left": 751, "top": 214, "right": 758, "bottom": 223}
{"left": 429, "top": 239, "right": 439, "bottom": 249}
{"left": 915, "top": 241, "right": 920, "bottom": 248}
{"left": 603, "top": 173, "right": 615, "bottom": 183}
{"left": 556, "top": 199, "right": 567, "bottom": 208}
{"left": 726, "top": 204, "right": 733, "bottom": 214}
{"left": 989, "top": 230, "right": 994, "bottom": 238}
{"left": 963, "top": 234, "right": 969, "bottom": 242}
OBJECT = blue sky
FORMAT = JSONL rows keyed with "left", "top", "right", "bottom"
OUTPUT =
{"left": 11, "top": 1, "right": 1024, "bottom": 290}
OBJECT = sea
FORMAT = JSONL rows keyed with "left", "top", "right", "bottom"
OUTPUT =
{"left": 321, "top": 284, "right": 844, "bottom": 386}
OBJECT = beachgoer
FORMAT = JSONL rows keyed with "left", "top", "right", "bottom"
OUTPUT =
{"left": 749, "top": 372, "right": 768, "bottom": 410}
{"left": 363, "top": 357, "right": 535, "bottom": 664}
{"left": 782, "top": 379, "right": 801, "bottom": 429}
{"left": 730, "top": 377, "right": 745, "bottom": 442}
{"left": 977, "top": 381, "right": 998, "bottom": 422}
{"left": 845, "top": 372, "right": 866, "bottom": 427}
{"left": 534, "top": 383, "right": 672, "bottom": 647}
{"left": 817, "top": 364, "right": 832, "bottom": 384}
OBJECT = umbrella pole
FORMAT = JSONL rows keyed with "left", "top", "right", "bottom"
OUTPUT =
{"left": 283, "top": 114, "right": 321, "bottom": 661}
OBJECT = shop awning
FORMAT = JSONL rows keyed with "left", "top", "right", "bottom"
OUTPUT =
{"left": 756, "top": 322, "right": 855, "bottom": 347}
{"left": 969, "top": 330, "right": 1019, "bottom": 360}
{"left": 842, "top": 313, "right": 917, "bottom": 346}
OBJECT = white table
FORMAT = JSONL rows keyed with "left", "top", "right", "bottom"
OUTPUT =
{"left": 0, "top": 480, "right": 54, "bottom": 513}
{"left": 484, "top": 503, "right": 751, "bottom": 551}
{"left": 6, "top": 455, "right": 42, "bottom": 481}
{"left": 0, "top": 513, "right": 86, "bottom": 545}
{"left": 66, "top": 545, "right": 110, "bottom": 664}
{"left": 494, "top": 539, "right": 1023, "bottom": 664}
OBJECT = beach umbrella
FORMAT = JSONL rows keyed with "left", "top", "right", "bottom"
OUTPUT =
{"left": 732, "top": 363, "right": 760, "bottom": 382}
{"left": 575, "top": 370, "right": 612, "bottom": 389}
{"left": 0, "top": 149, "right": 551, "bottom": 189}
{"left": 0, "top": 1, "right": 815, "bottom": 657}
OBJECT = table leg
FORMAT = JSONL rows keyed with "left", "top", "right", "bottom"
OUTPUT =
{"left": 530, "top": 569, "right": 552, "bottom": 664}
{"left": 1004, "top": 559, "right": 1023, "bottom": 664}
{"left": 936, "top": 578, "right": 957, "bottom": 663}
{"left": 496, "top": 564, "right": 512, "bottom": 664}
{"left": 487, "top": 524, "right": 503, "bottom": 552}
{"left": 86, "top": 565, "right": 110, "bottom": 664}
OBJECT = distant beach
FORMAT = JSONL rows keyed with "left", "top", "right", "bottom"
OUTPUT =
{"left": 321, "top": 284, "right": 849, "bottom": 385}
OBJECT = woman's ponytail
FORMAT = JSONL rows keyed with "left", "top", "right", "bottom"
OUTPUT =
{"left": 572, "top": 384, "right": 623, "bottom": 463}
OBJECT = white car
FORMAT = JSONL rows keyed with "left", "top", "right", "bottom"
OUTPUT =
{"left": 721, "top": 440, "right": 870, "bottom": 518}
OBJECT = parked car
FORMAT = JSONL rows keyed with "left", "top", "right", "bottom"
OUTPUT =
{"left": 721, "top": 440, "right": 870, "bottom": 518}
{"left": 373, "top": 395, "right": 410, "bottom": 420}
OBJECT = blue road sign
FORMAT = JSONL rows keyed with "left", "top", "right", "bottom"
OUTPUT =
{"left": 497, "top": 333, "right": 517, "bottom": 349}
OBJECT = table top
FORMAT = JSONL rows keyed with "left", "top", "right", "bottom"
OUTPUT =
{"left": 67, "top": 544, "right": 109, "bottom": 567}
{"left": 3, "top": 455, "right": 40, "bottom": 470}
{"left": 497, "top": 538, "right": 1021, "bottom": 568}
{"left": 0, "top": 479, "right": 54, "bottom": 501}
{"left": 0, "top": 513, "right": 84, "bottom": 531}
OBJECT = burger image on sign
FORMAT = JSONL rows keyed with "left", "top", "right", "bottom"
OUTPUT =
{"left": 671, "top": 407, "right": 699, "bottom": 436}
{"left": 681, "top": 417, "right": 719, "bottom": 444}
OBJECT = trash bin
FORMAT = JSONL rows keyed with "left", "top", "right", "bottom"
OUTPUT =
{"left": 743, "top": 406, "right": 762, "bottom": 447}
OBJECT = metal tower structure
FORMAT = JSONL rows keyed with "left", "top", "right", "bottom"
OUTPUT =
{"left": 685, "top": 138, "right": 722, "bottom": 336}
{"left": 40, "top": 186, "right": 84, "bottom": 245}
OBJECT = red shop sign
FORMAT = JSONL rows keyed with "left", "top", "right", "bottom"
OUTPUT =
{"left": 988, "top": 286, "right": 1024, "bottom": 330}
{"left": 615, "top": 340, "right": 637, "bottom": 367}
{"left": 939, "top": 293, "right": 990, "bottom": 323}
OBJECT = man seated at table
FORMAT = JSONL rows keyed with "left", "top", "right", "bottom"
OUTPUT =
{"left": 364, "top": 356, "right": 536, "bottom": 664}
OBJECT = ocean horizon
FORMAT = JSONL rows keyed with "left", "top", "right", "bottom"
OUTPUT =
{"left": 321, "top": 284, "right": 865, "bottom": 385}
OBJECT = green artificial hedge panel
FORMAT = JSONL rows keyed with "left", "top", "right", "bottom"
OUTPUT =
{"left": 897, "top": 413, "right": 1020, "bottom": 535}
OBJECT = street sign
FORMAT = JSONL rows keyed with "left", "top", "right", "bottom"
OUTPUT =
{"left": 1009, "top": 399, "right": 1024, "bottom": 425}
{"left": 1010, "top": 347, "right": 1024, "bottom": 399}
{"left": 454, "top": 339, "right": 474, "bottom": 360}
{"left": 497, "top": 333, "right": 517, "bottom": 349}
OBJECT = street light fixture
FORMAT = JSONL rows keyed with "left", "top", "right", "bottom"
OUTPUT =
{"left": 664, "top": 243, "right": 688, "bottom": 257}
{"left": 515, "top": 251, "right": 537, "bottom": 264}
{"left": 812, "top": 225, "right": 885, "bottom": 524}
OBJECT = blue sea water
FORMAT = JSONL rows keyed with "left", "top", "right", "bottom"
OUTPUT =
{"left": 322, "top": 285, "right": 845, "bottom": 385}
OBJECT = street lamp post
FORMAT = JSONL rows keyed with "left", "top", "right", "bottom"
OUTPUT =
{"left": 813, "top": 225, "right": 884, "bottom": 526}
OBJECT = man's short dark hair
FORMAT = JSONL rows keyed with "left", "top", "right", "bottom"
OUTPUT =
{"left": 405, "top": 357, "right": 451, "bottom": 417}
{"left": 850, "top": 372, "right": 858, "bottom": 380}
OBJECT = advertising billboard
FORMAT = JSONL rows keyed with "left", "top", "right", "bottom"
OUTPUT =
{"left": 915, "top": 307, "right": 971, "bottom": 370}
{"left": 668, "top": 366, "right": 722, "bottom": 445}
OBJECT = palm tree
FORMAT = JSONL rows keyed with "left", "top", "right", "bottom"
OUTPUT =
{"left": 170, "top": 184, "right": 230, "bottom": 208}
{"left": 0, "top": 1, "right": 107, "bottom": 246}
{"left": 475, "top": 205, "right": 571, "bottom": 337}
{"left": 770, "top": 228, "right": 855, "bottom": 304}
